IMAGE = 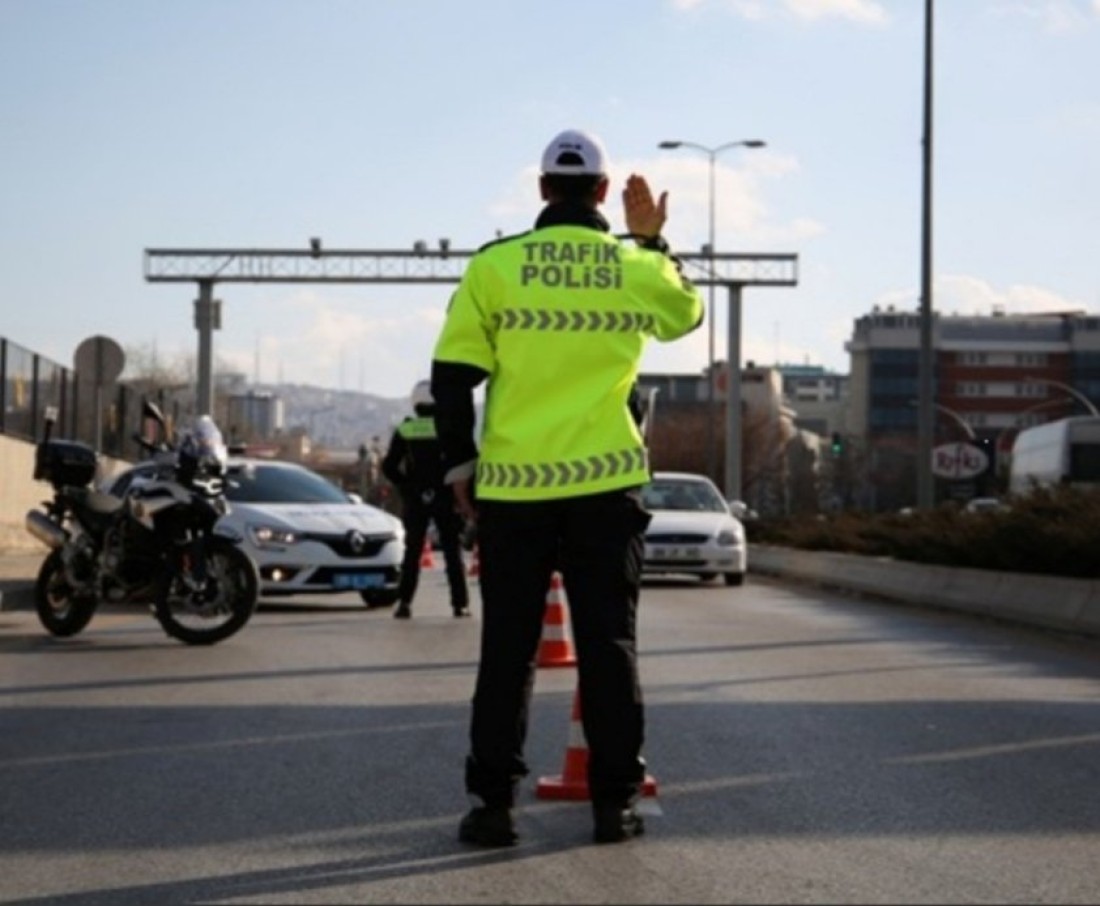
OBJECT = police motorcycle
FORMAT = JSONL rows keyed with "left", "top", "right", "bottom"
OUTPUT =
{"left": 24, "top": 401, "right": 260, "bottom": 645}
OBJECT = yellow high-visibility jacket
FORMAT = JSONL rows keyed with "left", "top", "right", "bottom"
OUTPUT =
{"left": 433, "top": 224, "right": 703, "bottom": 501}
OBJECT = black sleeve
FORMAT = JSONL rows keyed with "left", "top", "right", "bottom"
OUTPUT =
{"left": 627, "top": 384, "right": 645, "bottom": 427}
{"left": 379, "top": 429, "right": 408, "bottom": 485}
{"left": 430, "top": 359, "right": 488, "bottom": 475}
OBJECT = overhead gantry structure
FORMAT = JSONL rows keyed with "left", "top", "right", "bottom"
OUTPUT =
{"left": 144, "top": 243, "right": 798, "bottom": 498}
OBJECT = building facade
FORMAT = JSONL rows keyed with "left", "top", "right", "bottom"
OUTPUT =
{"left": 845, "top": 306, "right": 1100, "bottom": 510}
{"left": 638, "top": 361, "right": 820, "bottom": 516}
{"left": 226, "top": 390, "right": 285, "bottom": 443}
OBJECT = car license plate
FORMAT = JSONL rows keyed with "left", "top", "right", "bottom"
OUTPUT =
{"left": 333, "top": 573, "right": 384, "bottom": 590}
{"left": 648, "top": 545, "right": 701, "bottom": 560}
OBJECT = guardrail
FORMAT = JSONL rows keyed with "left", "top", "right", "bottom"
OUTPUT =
{"left": 0, "top": 336, "right": 196, "bottom": 457}
{"left": 749, "top": 544, "right": 1100, "bottom": 638}
{"left": 1, "top": 337, "right": 79, "bottom": 444}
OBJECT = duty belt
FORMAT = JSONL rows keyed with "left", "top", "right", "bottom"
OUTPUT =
{"left": 477, "top": 448, "right": 647, "bottom": 489}
{"left": 490, "top": 309, "right": 655, "bottom": 333}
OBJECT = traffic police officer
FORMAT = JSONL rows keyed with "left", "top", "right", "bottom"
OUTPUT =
{"left": 380, "top": 380, "right": 470, "bottom": 618}
{"left": 430, "top": 128, "right": 704, "bottom": 845}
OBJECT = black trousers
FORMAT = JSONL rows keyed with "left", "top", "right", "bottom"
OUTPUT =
{"left": 398, "top": 487, "right": 468, "bottom": 610}
{"left": 465, "top": 488, "right": 651, "bottom": 808}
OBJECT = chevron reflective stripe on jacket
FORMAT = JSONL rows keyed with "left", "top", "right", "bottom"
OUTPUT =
{"left": 490, "top": 309, "right": 656, "bottom": 333}
{"left": 477, "top": 448, "right": 647, "bottom": 490}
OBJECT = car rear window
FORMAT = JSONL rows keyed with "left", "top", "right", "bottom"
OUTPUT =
{"left": 642, "top": 479, "right": 728, "bottom": 513}
{"left": 224, "top": 463, "right": 350, "bottom": 504}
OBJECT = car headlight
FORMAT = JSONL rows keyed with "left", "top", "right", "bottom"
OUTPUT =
{"left": 717, "top": 528, "right": 742, "bottom": 547}
{"left": 249, "top": 524, "right": 299, "bottom": 547}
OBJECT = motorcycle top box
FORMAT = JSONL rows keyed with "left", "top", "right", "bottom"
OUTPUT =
{"left": 33, "top": 440, "right": 98, "bottom": 489}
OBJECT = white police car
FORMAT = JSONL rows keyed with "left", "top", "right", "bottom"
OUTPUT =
{"left": 107, "top": 457, "right": 405, "bottom": 606}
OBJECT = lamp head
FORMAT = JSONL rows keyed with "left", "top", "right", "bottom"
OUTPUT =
{"left": 658, "top": 141, "right": 682, "bottom": 149}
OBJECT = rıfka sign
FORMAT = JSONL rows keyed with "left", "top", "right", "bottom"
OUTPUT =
{"left": 931, "top": 442, "right": 989, "bottom": 480}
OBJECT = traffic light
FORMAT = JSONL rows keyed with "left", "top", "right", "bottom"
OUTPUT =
{"left": 830, "top": 431, "right": 844, "bottom": 456}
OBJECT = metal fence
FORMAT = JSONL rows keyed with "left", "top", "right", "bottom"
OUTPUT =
{"left": 0, "top": 337, "right": 197, "bottom": 458}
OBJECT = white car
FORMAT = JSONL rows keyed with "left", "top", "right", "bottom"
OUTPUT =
{"left": 106, "top": 458, "right": 406, "bottom": 607}
{"left": 640, "top": 471, "right": 747, "bottom": 587}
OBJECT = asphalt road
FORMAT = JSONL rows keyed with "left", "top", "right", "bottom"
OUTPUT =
{"left": 2, "top": 565, "right": 1099, "bottom": 905}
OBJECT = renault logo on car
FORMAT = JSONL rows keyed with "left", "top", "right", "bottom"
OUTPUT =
{"left": 347, "top": 530, "right": 366, "bottom": 555}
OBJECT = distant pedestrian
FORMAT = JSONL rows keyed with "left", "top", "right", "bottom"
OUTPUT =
{"left": 430, "top": 128, "right": 703, "bottom": 846}
{"left": 380, "top": 380, "right": 470, "bottom": 618}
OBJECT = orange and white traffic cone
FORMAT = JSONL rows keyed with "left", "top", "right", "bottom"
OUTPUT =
{"left": 536, "top": 571, "right": 576, "bottom": 668}
{"left": 536, "top": 685, "right": 658, "bottom": 801}
{"left": 419, "top": 536, "right": 436, "bottom": 569}
{"left": 467, "top": 542, "right": 480, "bottom": 579}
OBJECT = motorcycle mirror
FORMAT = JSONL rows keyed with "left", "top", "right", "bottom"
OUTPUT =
{"left": 141, "top": 400, "right": 167, "bottom": 425}
{"left": 39, "top": 405, "right": 58, "bottom": 444}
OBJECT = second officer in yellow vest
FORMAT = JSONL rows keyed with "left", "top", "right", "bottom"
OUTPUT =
{"left": 380, "top": 380, "right": 470, "bottom": 618}
{"left": 430, "top": 128, "right": 704, "bottom": 846}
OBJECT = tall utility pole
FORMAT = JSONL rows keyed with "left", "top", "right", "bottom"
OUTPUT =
{"left": 657, "top": 139, "right": 766, "bottom": 487}
{"left": 917, "top": 0, "right": 936, "bottom": 509}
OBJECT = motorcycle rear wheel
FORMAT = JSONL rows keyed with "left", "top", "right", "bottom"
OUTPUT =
{"left": 154, "top": 539, "right": 259, "bottom": 645}
{"left": 35, "top": 549, "right": 98, "bottom": 637}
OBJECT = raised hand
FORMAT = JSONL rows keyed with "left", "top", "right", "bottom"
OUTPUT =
{"left": 622, "top": 174, "right": 668, "bottom": 240}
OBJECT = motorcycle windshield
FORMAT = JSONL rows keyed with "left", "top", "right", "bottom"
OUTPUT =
{"left": 192, "top": 416, "right": 228, "bottom": 471}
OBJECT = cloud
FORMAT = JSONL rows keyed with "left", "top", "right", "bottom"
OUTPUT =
{"left": 937, "top": 275, "right": 1087, "bottom": 317}
{"left": 872, "top": 275, "right": 1087, "bottom": 319}
{"left": 215, "top": 289, "right": 448, "bottom": 397}
{"left": 671, "top": 0, "right": 888, "bottom": 25}
{"left": 994, "top": 0, "right": 1100, "bottom": 33}
{"left": 635, "top": 150, "right": 805, "bottom": 249}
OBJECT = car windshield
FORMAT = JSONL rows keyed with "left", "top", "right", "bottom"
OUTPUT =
{"left": 224, "top": 463, "right": 351, "bottom": 504}
{"left": 642, "top": 478, "right": 728, "bottom": 513}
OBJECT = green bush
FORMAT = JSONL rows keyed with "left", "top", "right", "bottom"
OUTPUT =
{"left": 746, "top": 486, "right": 1100, "bottom": 578}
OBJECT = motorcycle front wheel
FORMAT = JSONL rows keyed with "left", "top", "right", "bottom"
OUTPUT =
{"left": 35, "top": 549, "right": 98, "bottom": 637}
{"left": 154, "top": 539, "right": 259, "bottom": 645}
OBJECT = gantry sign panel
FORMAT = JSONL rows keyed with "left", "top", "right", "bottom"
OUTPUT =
{"left": 144, "top": 248, "right": 798, "bottom": 288}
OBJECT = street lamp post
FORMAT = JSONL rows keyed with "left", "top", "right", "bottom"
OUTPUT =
{"left": 1022, "top": 377, "right": 1100, "bottom": 416}
{"left": 658, "top": 138, "right": 766, "bottom": 490}
{"left": 909, "top": 399, "right": 976, "bottom": 439}
{"left": 916, "top": 0, "right": 936, "bottom": 510}
{"left": 933, "top": 403, "right": 976, "bottom": 440}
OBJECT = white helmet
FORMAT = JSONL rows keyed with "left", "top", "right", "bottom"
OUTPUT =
{"left": 411, "top": 379, "right": 433, "bottom": 409}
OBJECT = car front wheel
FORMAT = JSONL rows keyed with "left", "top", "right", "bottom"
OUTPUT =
{"left": 724, "top": 572, "right": 745, "bottom": 587}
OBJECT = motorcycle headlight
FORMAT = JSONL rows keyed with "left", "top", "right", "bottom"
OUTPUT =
{"left": 249, "top": 524, "right": 299, "bottom": 547}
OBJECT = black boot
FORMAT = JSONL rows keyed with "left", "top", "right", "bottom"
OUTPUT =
{"left": 592, "top": 804, "right": 645, "bottom": 844}
{"left": 458, "top": 806, "right": 517, "bottom": 847}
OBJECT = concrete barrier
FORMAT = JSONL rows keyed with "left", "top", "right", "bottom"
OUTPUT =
{"left": 749, "top": 544, "right": 1100, "bottom": 639}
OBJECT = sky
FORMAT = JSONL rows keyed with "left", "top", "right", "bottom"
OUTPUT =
{"left": 2, "top": 0, "right": 1098, "bottom": 402}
